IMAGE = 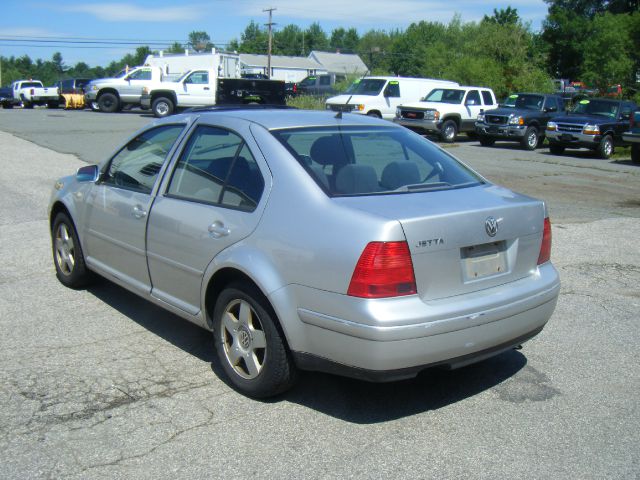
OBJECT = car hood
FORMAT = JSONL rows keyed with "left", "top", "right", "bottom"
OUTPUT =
{"left": 551, "top": 114, "right": 613, "bottom": 124}
{"left": 482, "top": 107, "right": 534, "bottom": 117}
{"left": 400, "top": 101, "right": 457, "bottom": 111}
{"left": 326, "top": 94, "right": 376, "bottom": 104}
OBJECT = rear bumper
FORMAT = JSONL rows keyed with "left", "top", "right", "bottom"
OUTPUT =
{"left": 622, "top": 132, "right": 640, "bottom": 144}
{"left": 476, "top": 123, "right": 527, "bottom": 139}
{"left": 274, "top": 263, "right": 560, "bottom": 375}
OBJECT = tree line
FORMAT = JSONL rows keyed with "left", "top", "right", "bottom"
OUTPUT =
{"left": 1, "top": 1, "right": 638, "bottom": 102}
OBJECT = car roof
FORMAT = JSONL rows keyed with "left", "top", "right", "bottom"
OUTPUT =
{"left": 173, "top": 108, "right": 394, "bottom": 131}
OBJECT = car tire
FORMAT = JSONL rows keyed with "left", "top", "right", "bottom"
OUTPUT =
{"left": 597, "top": 134, "right": 613, "bottom": 159}
{"left": 47, "top": 100, "right": 60, "bottom": 109}
{"left": 549, "top": 143, "right": 565, "bottom": 155}
{"left": 51, "top": 212, "right": 93, "bottom": 289}
{"left": 521, "top": 126, "right": 539, "bottom": 150}
{"left": 21, "top": 96, "right": 33, "bottom": 109}
{"left": 152, "top": 96, "right": 174, "bottom": 118}
{"left": 440, "top": 120, "right": 458, "bottom": 143}
{"left": 98, "top": 93, "right": 119, "bottom": 113}
{"left": 632, "top": 144, "right": 640, "bottom": 164}
{"left": 212, "top": 283, "right": 297, "bottom": 398}
{"left": 479, "top": 136, "right": 495, "bottom": 147}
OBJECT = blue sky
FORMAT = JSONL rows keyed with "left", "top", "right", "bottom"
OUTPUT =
{"left": 0, "top": 0, "right": 549, "bottom": 67}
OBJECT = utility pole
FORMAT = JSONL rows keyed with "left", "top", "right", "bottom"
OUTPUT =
{"left": 263, "top": 7, "right": 276, "bottom": 79}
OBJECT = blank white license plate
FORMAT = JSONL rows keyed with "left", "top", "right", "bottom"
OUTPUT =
{"left": 461, "top": 241, "right": 507, "bottom": 281}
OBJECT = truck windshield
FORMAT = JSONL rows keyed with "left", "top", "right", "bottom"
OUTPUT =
{"left": 347, "top": 79, "right": 387, "bottom": 96}
{"left": 503, "top": 94, "right": 544, "bottom": 110}
{"left": 271, "top": 126, "right": 483, "bottom": 197}
{"left": 571, "top": 99, "right": 619, "bottom": 118}
{"left": 423, "top": 89, "right": 465, "bottom": 104}
{"left": 298, "top": 76, "right": 317, "bottom": 87}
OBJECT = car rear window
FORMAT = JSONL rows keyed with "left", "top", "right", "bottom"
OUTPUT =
{"left": 271, "top": 126, "right": 483, "bottom": 196}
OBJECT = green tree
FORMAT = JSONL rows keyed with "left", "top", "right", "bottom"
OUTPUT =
{"left": 274, "top": 24, "right": 303, "bottom": 55}
{"left": 330, "top": 27, "right": 359, "bottom": 53}
{"left": 166, "top": 42, "right": 185, "bottom": 54}
{"left": 304, "top": 22, "right": 329, "bottom": 54}
{"left": 188, "top": 31, "right": 213, "bottom": 52}
{"left": 357, "top": 30, "right": 396, "bottom": 74}
{"left": 483, "top": 6, "right": 520, "bottom": 25}
{"left": 52, "top": 52, "right": 65, "bottom": 74}
{"left": 238, "top": 21, "right": 268, "bottom": 54}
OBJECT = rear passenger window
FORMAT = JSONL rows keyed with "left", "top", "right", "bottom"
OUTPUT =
{"left": 384, "top": 81, "right": 400, "bottom": 98}
{"left": 319, "top": 76, "right": 331, "bottom": 86}
{"left": 167, "top": 126, "right": 264, "bottom": 211}
{"left": 465, "top": 90, "right": 481, "bottom": 105}
{"left": 481, "top": 91, "right": 494, "bottom": 105}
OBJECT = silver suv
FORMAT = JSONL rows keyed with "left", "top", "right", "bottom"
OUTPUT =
{"left": 49, "top": 107, "right": 560, "bottom": 397}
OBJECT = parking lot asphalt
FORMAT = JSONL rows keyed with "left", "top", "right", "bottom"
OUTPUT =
{"left": 0, "top": 108, "right": 639, "bottom": 479}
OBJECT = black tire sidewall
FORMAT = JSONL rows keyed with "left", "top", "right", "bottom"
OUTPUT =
{"left": 51, "top": 212, "right": 92, "bottom": 289}
{"left": 98, "top": 93, "right": 119, "bottom": 113}
{"left": 522, "top": 126, "right": 538, "bottom": 150}
{"left": 212, "top": 284, "right": 296, "bottom": 398}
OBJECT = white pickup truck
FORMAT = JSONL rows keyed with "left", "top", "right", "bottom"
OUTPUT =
{"left": 9, "top": 80, "right": 60, "bottom": 108}
{"left": 140, "top": 69, "right": 286, "bottom": 117}
{"left": 84, "top": 66, "right": 182, "bottom": 113}
{"left": 394, "top": 86, "right": 497, "bottom": 142}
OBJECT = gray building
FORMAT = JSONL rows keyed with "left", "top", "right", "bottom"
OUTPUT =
{"left": 308, "top": 51, "right": 369, "bottom": 76}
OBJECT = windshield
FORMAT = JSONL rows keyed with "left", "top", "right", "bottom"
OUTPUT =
{"left": 271, "top": 126, "right": 483, "bottom": 196}
{"left": 423, "top": 89, "right": 465, "bottom": 104}
{"left": 299, "top": 76, "right": 316, "bottom": 87}
{"left": 502, "top": 94, "right": 544, "bottom": 110}
{"left": 571, "top": 99, "right": 619, "bottom": 118}
{"left": 115, "top": 69, "right": 128, "bottom": 78}
{"left": 347, "top": 79, "right": 387, "bottom": 96}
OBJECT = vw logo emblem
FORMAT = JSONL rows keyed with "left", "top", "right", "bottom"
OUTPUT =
{"left": 485, "top": 216, "right": 499, "bottom": 237}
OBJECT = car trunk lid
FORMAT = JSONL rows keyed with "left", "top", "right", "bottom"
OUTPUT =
{"left": 334, "top": 184, "right": 546, "bottom": 301}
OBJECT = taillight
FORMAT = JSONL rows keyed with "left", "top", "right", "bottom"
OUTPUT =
{"left": 348, "top": 241, "right": 417, "bottom": 298}
{"left": 537, "top": 217, "right": 552, "bottom": 265}
{"left": 30, "top": 88, "right": 35, "bottom": 95}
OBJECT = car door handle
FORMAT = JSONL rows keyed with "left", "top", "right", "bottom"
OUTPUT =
{"left": 208, "top": 221, "right": 230, "bottom": 238}
{"left": 132, "top": 205, "right": 147, "bottom": 219}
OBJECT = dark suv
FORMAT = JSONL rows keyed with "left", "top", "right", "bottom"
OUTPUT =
{"left": 622, "top": 109, "right": 640, "bottom": 164}
{"left": 545, "top": 98, "right": 636, "bottom": 159}
{"left": 475, "top": 93, "right": 566, "bottom": 150}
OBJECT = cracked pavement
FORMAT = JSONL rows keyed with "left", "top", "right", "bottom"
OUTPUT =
{"left": 0, "top": 109, "right": 639, "bottom": 479}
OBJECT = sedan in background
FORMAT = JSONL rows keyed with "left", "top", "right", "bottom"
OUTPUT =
{"left": 49, "top": 107, "right": 560, "bottom": 398}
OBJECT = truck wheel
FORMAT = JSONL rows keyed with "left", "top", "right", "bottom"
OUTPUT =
{"left": 549, "top": 143, "right": 565, "bottom": 155}
{"left": 98, "top": 93, "right": 119, "bottom": 113}
{"left": 521, "top": 126, "right": 539, "bottom": 150}
{"left": 2, "top": 101, "right": 13, "bottom": 109}
{"left": 47, "top": 100, "right": 60, "bottom": 109}
{"left": 632, "top": 144, "right": 640, "bottom": 164}
{"left": 597, "top": 135, "right": 613, "bottom": 159}
{"left": 440, "top": 120, "right": 458, "bottom": 143}
{"left": 479, "top": 136, "right": 495, "bottom": 147}
{"left": 21, "top": 96, "right": 33, "bottom": 109}
{"left": 152, "top": 97, "right": 174, "bottom": 118}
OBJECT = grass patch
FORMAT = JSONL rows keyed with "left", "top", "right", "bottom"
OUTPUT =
{"left": 286, "top": 95, "right": 327, "bottom": 111}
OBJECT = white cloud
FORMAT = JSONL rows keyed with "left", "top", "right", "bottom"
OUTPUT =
{"left": 63, "top": 3, "right": 201, "bottom": 22}
{"left": 0, "top": 27, "right": 61, "bottom": 36}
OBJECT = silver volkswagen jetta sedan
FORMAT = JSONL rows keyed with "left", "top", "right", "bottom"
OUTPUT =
{"left": 49, "top": 107, "right": 560, "bottom": 398}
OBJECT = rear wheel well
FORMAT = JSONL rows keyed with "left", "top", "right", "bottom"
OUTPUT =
{"left": 205, "top": 268, "right": 270, "bottom": 329}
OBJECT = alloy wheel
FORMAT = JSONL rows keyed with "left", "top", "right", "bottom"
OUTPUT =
{"left": 220, "top": 299, "right": 267, "bottom": 379}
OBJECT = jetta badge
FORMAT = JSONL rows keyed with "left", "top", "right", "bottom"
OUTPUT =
{"left": 485, "top": 216, "right": 499, "bottom": 237}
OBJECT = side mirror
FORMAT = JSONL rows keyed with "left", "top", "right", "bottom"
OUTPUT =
{"left": 620, "top": 113, "right": 630, "bottom": 121}
{"left": 545, "top": 106, "right": 557, "bottom": 113}
{"left": 76, "top": 165, "right": 100, "bottom": 183}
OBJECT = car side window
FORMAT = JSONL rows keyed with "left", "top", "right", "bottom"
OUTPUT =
{"left": 384, "top": 81, "right": 400, "bottom": 98}
{"left": 620, "top": 104, "right": 632, "bottom": 121}
{"left": 127, "top": 69, "right": 152, "bottom": 81}
{"left": 319, "top": 76, "right": 331, "bottom": 86}
{"left": 167, "top": 126, "right": 264, "bottom": 212}
{"left": 101, "top": 124, "right": 185, "bottom": 194}
{"left": 481, "top": 90, "right": 494, "bottom": 106}
{"left": 186, "top": 71, "right": 208, "bottom": 84}
{"left": 465, "top": 90, "right": 481, "bottom": 106}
